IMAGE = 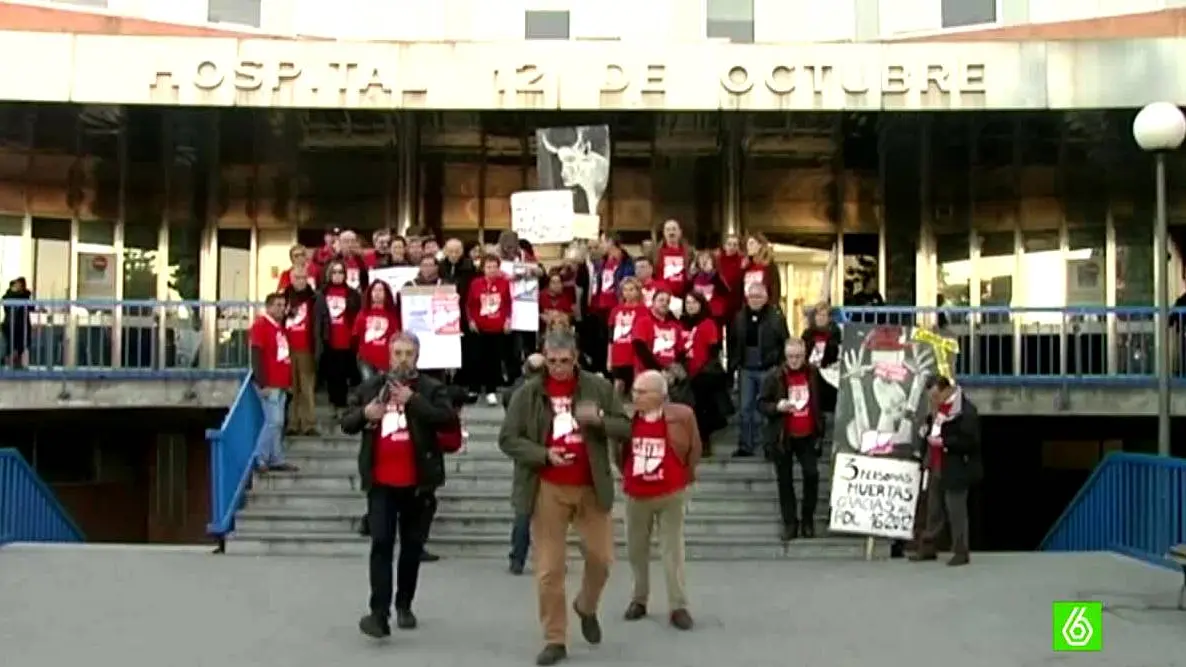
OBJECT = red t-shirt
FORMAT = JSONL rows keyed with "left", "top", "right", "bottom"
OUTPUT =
{"left": 277, "top": 264, "right": 320, "bottom": 292}
{"left": 323, "top": 285, "right": 355, "bottom": 350}
{"left": 633, "top": 314, "right": 681, "bottom": 375}
{"left": 656, "top": 244, "right": 689, "bottom": 297}
{"left": 467, "top": 275, "right": 512, "bottom": 333}
{"left": 718, "top": 251, "right": 745, "bottom": 317}
{"left": 250, "top": 315, "right": 292, "bottom": 390}
{"left": 927, "top": 402, "right": 954, "bottom": 472}
{"left": 622, "top": 414, "right": 687, "bottom": 498}
{"left": 743, "top": 262, "right": 769, "bottom": 296}
{"left": 539, "top": 290, "right": 573, "bottom": 317}
{"left": 284, "top": 300, "right": 313, "bottom": 353}
{"left": 639, "top": 278, "right": 659, "bottom": 308}
{"left": 783, "top": 369, "right": 814, "bottom": 438}
{"left": 692, "top": 274, "right": 727, "bottom": 319}
{"left": 538, "top": 375, "right": 594, "bottom": 487}
{"left": 342, "top": 255, "right": 365, "bottom": 291}
{"left": 594, "top": 257, "right": 620, "bottom": 313}
{"left": 608, "top": 303, "right": 644, "bottom": 369}
{"left": 354, "top": 308, "right": 399, "bottom": 372}
{"left": 374, "top": 403, "right": 417, "bottom": 487}
{"left": 683, "top": 318, "right": 719, "bottom": 376}
{"left": 808, "top": 331, "right": 830, "bottom": 367}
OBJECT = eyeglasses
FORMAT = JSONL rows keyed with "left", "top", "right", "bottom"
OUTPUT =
{"left": 545, "top": 356, "right": 575, "bottom": 366}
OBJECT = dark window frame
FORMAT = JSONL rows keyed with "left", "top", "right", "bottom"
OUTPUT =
{"left": 524, "top": 10, "right": 571, "bottom": 40}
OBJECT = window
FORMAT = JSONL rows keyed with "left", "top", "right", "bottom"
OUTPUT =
{"left": 525, "top": 10, "right": 570, "bottom": 40}
{"left": 941, "top": 0, "right": 996, "bottom": 28}
{"left": 208, "top": 0, "right": 262, "bottom": 28}
{"left": 706, "top": 0, "right": 754, "bottom": 43}
{"left": 32, "top": 218, "right": 70, "bottom": 300}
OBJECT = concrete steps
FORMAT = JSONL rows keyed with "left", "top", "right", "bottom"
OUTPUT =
{"left": 227, "top": 404, "right": 869, "bottom": 561}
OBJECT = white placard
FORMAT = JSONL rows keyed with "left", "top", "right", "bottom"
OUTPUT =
{"left": 370, "top": 266, "right": 419, "bottom": 295}
{"left": 572, "top": 213, "right": 601, "bottom": 240}
{"left": 828, "top": 452, "right": 922, "bottom": 540}
{"left": 511, "top": 190, "right": 575, "bottom": 245}
{"left": 501, "top": 260, "right": 540, "bottom": 332}
{"left": 399, "top": 286, "right": 462, "bottom": 369}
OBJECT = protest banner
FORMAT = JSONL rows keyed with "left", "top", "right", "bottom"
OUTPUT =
{"left": 510, "top": 190, "right": 576, "bottom": 246}
{"left": 501, "top": 260, "right": 540, "bottom": 332}
{"left": 827, "top": 323, "right": 943, "bottom": 541}
{"left": 399, "top": 285, "right": 461, "bottom": 369}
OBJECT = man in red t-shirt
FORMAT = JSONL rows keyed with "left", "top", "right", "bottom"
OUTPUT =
{"left": 250, "top": 293, "right": 297, "bottom": 473}
{"left": 757, "top": 339, "right": 823, "bottom": 542}
{"left": 622, "top": 370, "right": 700, "bottom": 631}
{"left": 499, "top": 329, "right": 632, "bottom": 667}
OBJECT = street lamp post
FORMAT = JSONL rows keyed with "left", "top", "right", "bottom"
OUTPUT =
{"left": 1133, "top": 102, "right": 1186, "bottom": 457}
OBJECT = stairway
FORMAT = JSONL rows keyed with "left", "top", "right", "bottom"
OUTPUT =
{"left": 229, "top": 406, "right": 878, "bottom": 560}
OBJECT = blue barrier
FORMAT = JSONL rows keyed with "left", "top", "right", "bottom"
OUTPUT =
{"left": 1040, "top": 452, "right": 1186, "bottom": 570}
{"left": 839, "top": 305, "right": 1186, "bottom": 386}
{"left": 0, "top": 448, "right": 85, "bottom": 545}
{"left": 205, "top": 373, "right": 263, "bottom": 541}
{"left": 0, "top": 299, "right": 257, "bottom": 379}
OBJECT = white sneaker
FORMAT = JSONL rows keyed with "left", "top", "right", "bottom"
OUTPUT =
{"left": 485, "top": 393, "right": 498, "bottom": 406}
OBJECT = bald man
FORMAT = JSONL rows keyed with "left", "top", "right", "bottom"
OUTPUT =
{"left": 332, "top": 230, "right": 369, "bottom": 291}
{"left": 622, "top": 370, "right": 701, "bottom": 631}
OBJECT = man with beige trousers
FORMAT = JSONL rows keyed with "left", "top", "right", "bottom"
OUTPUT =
{"left": 621, "top": 370, "right": 702, "bottom": 631}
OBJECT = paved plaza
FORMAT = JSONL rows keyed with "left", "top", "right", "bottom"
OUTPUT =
{"left": 2, "top": 545, "right": 1185, "bottom": 666}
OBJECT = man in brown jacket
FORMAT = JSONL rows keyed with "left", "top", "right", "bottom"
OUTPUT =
{"left": 621, "top": 370, "right": 701, "bottom": 631}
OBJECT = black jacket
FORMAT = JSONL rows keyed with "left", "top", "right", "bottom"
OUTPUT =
{"left": 313, "top": 285, "right": 362, "bottom": 352}
{"left": 921, "top": 394, "right": 982, "bottom": 491}
{"left": 728, "top": 305, "right": 790, "bottom": 373}
{"left": 801, "top": 322, "right": 842, "bottom": 412}
{"left": 441, "top": 257, "right": 476, "bottom": 326}
{"left": 756, "top": 365, "right": 825, "bottom": 451}
{"left": 341, "top": 373, "right": 455, "bottom": 491}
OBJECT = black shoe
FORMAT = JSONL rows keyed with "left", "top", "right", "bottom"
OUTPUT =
{"left": 623, "top": 601, "right": 647, "bottom": 621}
{"left": 799, "top": 522, "right": 815, "bottom": 539}
{"left": 890, "top": 541, "right": 905, "bottom": 559}
{"left": 358, "top": 613, "right": 391, "bottom": 638}
{"left": 395, "top": 608, "right": 417, "bottom": 630}
{"left": 536, "top": 644, "right": 568, "bottom": 666}
{"left": 509, "top": 560, "right": 525, "bottom": 575}
{"left": 572, "top": 601, "right": 602, "bottom": 645}
{"left": 780, "top": 522, "right": 798, "bottom": 542}
{"left": 421, "top": 550, "right": 440, "bottom": 563}
{"left": 732, "top": 448, "right": 753, "bottom": 458}
{"left": 358, "top": 515, "right": 370, "bottom": 537}
{"left": 669, "top": 608, "right": 694, "bottom": 631}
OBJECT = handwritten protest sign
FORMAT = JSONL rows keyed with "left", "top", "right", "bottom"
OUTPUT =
{"left": 511, "top": 190, "right": 575, "bottom": 245}
{"left": 829, "top": 452, "right": 923, "bottom": 540}
{"left": 400, "top": 285, "right": 461, "bottom": 369}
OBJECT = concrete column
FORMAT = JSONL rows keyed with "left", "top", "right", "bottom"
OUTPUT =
{"left": 395, "top": 113, "right": 420, "bottom": 235}
{"left": 721, "top": 114, "right": 742, "bottom": 240}
{"left": 852, "top": 0, "right": 880, "bottom": 41}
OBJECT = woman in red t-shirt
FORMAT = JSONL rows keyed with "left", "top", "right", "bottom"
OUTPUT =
{"left": 655, "top": 219, "right": 694, "bottom": 299}
{"left": 741, "top": 232, "right": 782, "bottom": 311}
{"left": 689, "top": 250, "right": 730, "bottom": 325}
{"left": 466, "top": 254, "right": 514, "bottom": 404}
{"left": 354, "top": 280, "right": 401, "bottom": 380}
{"left": 717, "top": 235, "right": 745, "bottom": 324}
{"left": 315, "top": 259, "right": 362, "bottom": 414}
{"left": 631, "top": 289, "right": 682, "bottom": 376}
{"left": 607, "top": 277, "right": 646, "bottom": 395}
{"left": 680, "top": 291, "right": 726, "bottom": 454}
{"left": 539, "top": 271, "right": 574, "bottom": 328}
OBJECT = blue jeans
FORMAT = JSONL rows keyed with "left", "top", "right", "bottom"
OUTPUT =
{"left": 254, "top": 387, "right": 288, "bottom": 467}
{"left": 738, "top": 369, "right": 765, "bottom": 454}
{"left": 509, "top": 513, "right": 531, "bottom": 565}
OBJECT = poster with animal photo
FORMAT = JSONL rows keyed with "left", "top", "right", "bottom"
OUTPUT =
{"left": 535, "top": 125, "right": 610, "bottom": 215}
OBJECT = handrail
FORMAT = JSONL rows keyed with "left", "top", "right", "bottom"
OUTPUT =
{"left": 205, "top": 373, "right": 264, "bottom": 544}
{"left": 1040, "top": 452, "right": 1186, "bottom": 570}
{"left": 0, "top": 448, "right": 85, "bottom": 545}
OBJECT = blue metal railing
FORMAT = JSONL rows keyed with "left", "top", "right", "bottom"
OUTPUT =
{"left": 1040, "top": 452, "right": 1186, "bottom": 569}
{"left": 205, "top": 373, "right": 263, "bottom": 542}
{"left": 839, "top": 305, "right": 1186, "bottom": 386}
{"left": 0, "top": 299, "right": 257, "bottom": 379}
{"left": 0, "top": 448, "right": 85, "bottom": 546}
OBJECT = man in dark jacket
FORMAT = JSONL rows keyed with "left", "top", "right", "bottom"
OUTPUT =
{"left": 341, "top": 332, "right": 456, "bottom": 638}
{"left": 757, "top": 339, "right": 825, "bottom": 541}
{"left": 504, "top": 353, "right": 546, "bottom": 574}
{"left": 728, "top": 282, "right": 789, "bottom": 457}
{"left": 910, "top": 375, "right": 981, "bottom": 567}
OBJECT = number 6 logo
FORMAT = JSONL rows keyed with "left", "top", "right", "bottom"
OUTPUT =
{"left": 1061, "top": 605, "right": 1094, "bottom": 647}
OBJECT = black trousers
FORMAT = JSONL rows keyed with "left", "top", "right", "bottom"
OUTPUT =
{"left": 322, "top": 348, "right": 360, "bottom": 408}
{"left": 368, "top": 485, "right": 430, "bottom": 615}
{"left": 473, "top": 332, "right": 515, "bottom": 393}
{"left": 509, "top": 330, "right": 536, "bottom": 378}
{"left": 772, "top": 435, "right": 821, "bottom": 527}
{"left": 579, "top": 314, "right": 608, "bottom": 373}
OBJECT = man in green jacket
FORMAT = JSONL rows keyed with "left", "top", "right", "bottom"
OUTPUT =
{"left": 499, "top": 329, "right": 631, "bottom": 666}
